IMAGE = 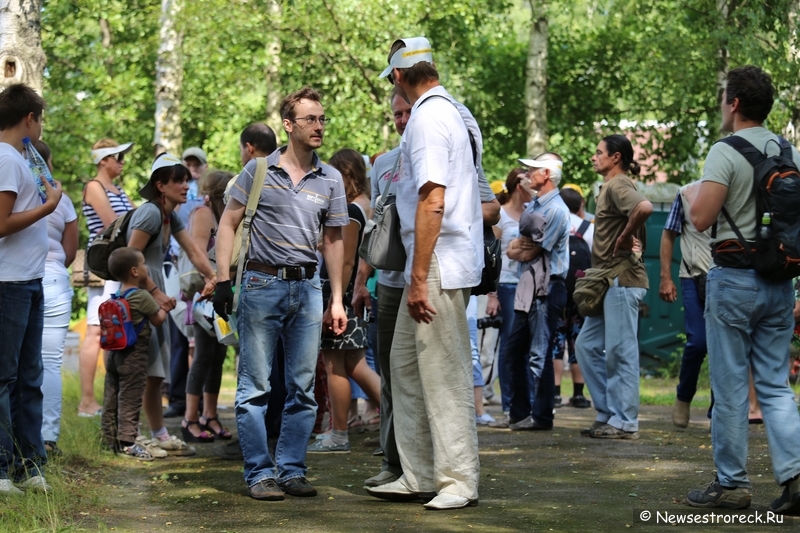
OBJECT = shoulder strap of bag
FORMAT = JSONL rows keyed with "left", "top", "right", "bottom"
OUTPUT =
{"left": 375, "top": 154, "right": 401, "bottom": 211}
{"left": 605, "top": 250, "right": 642, "bottom": 280}
{"left": 576, "top": 219, "right": 591, "bottom": 239}
{"left": 232, "top": 157, "right": 267, "bottom": 312}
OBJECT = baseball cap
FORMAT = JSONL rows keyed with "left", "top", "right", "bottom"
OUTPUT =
{"left": 518, "top": 157, "right": 563, "bottom": 173}
{"left": 561, "top": 183, "right": 583, "bottom": 193}
{"left": 379, "top": 37, "right": 434, "bottom": 79}
{"left": 182, "top": 146, "right": 208, "bottom": 165}
{"left": 139, "top": 153, "right": 184, "bottom": 200}
{"left": 91, "top": 142, "right": 134, "bottom": 165}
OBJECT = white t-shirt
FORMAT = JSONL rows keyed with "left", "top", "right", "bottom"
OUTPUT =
{"left": 397, "top": 86, "right": 483, "bottom": 290}
{"left": 0, "top": 142, "right": 49, "bottom": 281}
{"left": 45, "top": 194, "right": 78, "bottom": 276}
{"left": 370, "top": 147, "right": 406, "bottom": 289}
{"left": 498, "top": 207, "right": 520, "bottom": 284}
{"left": 568, "top": 212, "right": 594, "bottom": 251}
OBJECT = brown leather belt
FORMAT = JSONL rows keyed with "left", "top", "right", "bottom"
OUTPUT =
{"left": 245, "top": 260, "right": 316, "bottom": 280}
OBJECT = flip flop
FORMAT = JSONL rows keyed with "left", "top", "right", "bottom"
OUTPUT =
{"left": 78, "top": 408, "right": 102, "bottom": 418}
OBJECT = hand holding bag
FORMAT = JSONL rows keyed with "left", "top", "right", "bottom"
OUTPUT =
{"left": 573, "top": 251, "right": 641, "bottom": 317}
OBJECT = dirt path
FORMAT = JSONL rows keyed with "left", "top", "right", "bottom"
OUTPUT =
{"left": 89, "top": 405, "right": 784, "bottom": 532}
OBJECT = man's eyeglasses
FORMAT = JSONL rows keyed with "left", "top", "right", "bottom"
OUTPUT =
{"left": 289, "top": 115, "right": 330, "bottom": 127}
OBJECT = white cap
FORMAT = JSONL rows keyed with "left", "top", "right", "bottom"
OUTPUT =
{"left": 91, "top": 143, "right": 134, "bottom": 164}
{"left": 379, "top": 37, "right": 434, "bottom": 78}
{"left": 139, "top": 153, "right": 185, "bottom": 200}
{"left": 518, "top": 158, "right": 563, "bottom": 173}
{"left": 182, "top": 146, "right": 208, "bottom": 165}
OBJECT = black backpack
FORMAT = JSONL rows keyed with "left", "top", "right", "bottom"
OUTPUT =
{"left": 86, "top": 206, "right": 158, "bottom": 281}
{"left": 566, "top": 219, "right": 592, "bottom": 297}
{"left": 716, "top": 136, "right": 800, "bottom": 282}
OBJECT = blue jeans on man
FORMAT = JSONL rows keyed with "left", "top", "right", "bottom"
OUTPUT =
{"left": 705, "top": 267, "right": 800, "bottom": 487}
{"left": 495, "top": 283, "right": 517, "bottom": 412}
{"left": 677, "top": 277, "right": 713, "bottom": 417}
{"left": 0, "top": 279, "right": 47, "bottom": 481}
{"left": 504, "top": 279, "right": 566, "bottom": 426}
{"left": 575, "top": 281, "right": 646, "bottom": 433}
{"left": 235, "top": 270, "right": 322, "bottom": 487}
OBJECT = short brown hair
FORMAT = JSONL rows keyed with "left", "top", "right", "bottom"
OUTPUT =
{"left": 279, "top": 87, "right": 322, "bottom": 120}
{"left": 0, "top": 83, "right": 45, "bottom": 130}
{"left": 108, "top": 247, "right": 144, "bottom": 282}
{"left": 329, "top": 149, "right": 368, "bottom": 202}
{"left": 388, "top": 40, "right": 439, "bottom": 87}
{"left": 35, "top": 140, "right": 51, "bottom": 163}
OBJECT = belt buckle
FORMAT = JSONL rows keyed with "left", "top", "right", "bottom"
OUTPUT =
{"left": 280, "top": 266, "right": 302, "bottom": 280}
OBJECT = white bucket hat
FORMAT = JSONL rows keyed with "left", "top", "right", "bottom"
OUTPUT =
{"left": 379, "top": 37, "right": 434, "bottom": 79}
{"left": 91, "top": 142, "right": 134, "bottom": 165}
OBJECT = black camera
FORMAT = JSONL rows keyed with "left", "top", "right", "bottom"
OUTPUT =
{"left": 476, "top": 315, "right": 503, "bottom": 329}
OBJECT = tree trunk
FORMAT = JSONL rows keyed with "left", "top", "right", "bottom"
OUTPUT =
{"left": 525, "top": 0, "right": 548, "bottom": 157}
{"left": 154, "top": 0, "right": 183, "bottom": 157}
{"left": 264, "top": 0, "right": 282, "bottom": 137}
{"left": 787, "top": 0, "right": 800, "bottom": 149}
{"left": 714, "top": 0, "right": 730, "bottom": 139}
{"left": 0, "top": 0, "right": 45, "bottom": 94}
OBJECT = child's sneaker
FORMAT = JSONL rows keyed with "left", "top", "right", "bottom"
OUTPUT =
{"left": 18, "top": 475, "right": 52, "bottom": 493}
{"left": 155, "top": 435, "right": 196, "bottom": 456}
{"left": 136, "top": 436, "right": 168, "bottom": 458}
{"left": 122, "top": 443, "right": 154, "bottom": 461}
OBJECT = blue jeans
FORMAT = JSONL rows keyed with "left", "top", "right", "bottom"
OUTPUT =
{"left": 677, "top": 277, "right": 707, "bottom": 404}
{"left": 0, "top": 279, "right": 47, "bottom": 480}
{"left": 467, "top": 296, "right": 484, "bottom": 387}
{"left": 503, "top": 309, "right": 534, "bottom": 422}
{"left": 531, "top": 279, "right": 567, "bottom": 426}
{"left": 575, "top": 282, "right": 646, "bottom": 433}
{"left": 496, "top": 283, "right": 516, "bottom": 411}
{"left": 235, "top": 270, "right": 322, "bottom": 486}
{"left": 705, "top": 267, "right": 800, "bottom": 487}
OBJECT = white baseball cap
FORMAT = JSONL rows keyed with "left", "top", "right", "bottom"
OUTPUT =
{"left": 518, "top": 157, "right": 563, "bottom": 173}
{"left": 91, "top": 142, "right": 134, "bottom": 164}
{"left": 379, "top": 37, "right": 434, "bottom": 79}
{"left": 139, "top": 153, "right": 185, "bottom": 200}
{"left": 182, "top": 146, "right": 208, "bottom": 165}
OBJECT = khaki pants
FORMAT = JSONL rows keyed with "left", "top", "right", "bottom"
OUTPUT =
{"left": 390, "top": 258, "right": 479, "bottom": 499}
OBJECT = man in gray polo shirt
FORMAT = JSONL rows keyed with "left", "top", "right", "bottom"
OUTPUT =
{"left": 213, "top": 87, "right": 348, "bottom": 502}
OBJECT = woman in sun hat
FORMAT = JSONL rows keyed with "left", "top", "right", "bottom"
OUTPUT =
{"left": 78, "top": 138, "right": 135, "bottom": 417}
{"left": 124, "top": 153, "right": 218, "bottom": 457}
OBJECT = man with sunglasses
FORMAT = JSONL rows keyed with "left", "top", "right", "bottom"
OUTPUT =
{"left": 365, "top": 37, "right": 483, "bottom": 511}
{"left": 213, "top": 87, "right": 348, "bottom": 502}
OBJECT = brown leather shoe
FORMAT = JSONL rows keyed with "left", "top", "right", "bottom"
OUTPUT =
{"left": 249, "top": 479, "right": 285, "bottom": 501}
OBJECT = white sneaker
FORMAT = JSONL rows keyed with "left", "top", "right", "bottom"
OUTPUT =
{"left": 0, "top": 479, "right": 23, "bottom": 495}
{"left": 155, "top": 435, "right": 196, "bottom": 456}
{"left": 423, "top": 492, "right": 478, "bottom": 510}
{"left": 365, "top": 479, "right": 436, "bottom": 502}
{"left": 136, "top": 436, "right": 168, "bottom": 458}
{"left": 476, "top": 413, "right": 496, "bottom": 425}
{"left": 18, "top": 475, "right": 52, "bottom": 493}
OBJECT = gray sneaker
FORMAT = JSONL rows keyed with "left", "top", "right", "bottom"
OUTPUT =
{"left": 580, "top": 420, "right": 606, "bottom": 436}
{"left": 18, "top": 475, "right": 52, "bottom": 493}
{"left": 588, "top": 423, "right": 639, "bottom": 440}
{"left": 687, "top": 478, "right": 751, "bottom": 509}
{"left": 0, "top": 479, "right": 23, "bottom": 496}
{"left": 307, "top": 439, "right": 350, "bottom": 454}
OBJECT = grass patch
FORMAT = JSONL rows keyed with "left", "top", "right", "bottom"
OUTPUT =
{"left": 0, "top": 372, "right": 107, "bottom": 533}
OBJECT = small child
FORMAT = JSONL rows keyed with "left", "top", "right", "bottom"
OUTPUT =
{"left": 100, "top": 247, "right": 167, "bottom": 459}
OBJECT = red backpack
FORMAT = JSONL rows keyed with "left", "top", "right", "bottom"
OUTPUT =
{"left": 99, "top": 288, "right": 147, "bottom": 351}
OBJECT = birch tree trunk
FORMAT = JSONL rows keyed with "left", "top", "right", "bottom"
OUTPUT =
{"left": 154, "top": 0, "right": 183, "bottom": 157}
{"left": 787, "top": 0, "right": 800, "bottom": 149}
{"left": 0, "top": 0, "right": 45, "bottom": 94}
{"left": 714, "top": 0, "right": 729, "bottom": 138}
{"left": 264, "top": 0, "right": 282, "bottom": 135}
{"left": 525, "top": 0, "right": 548, "bottom": 157}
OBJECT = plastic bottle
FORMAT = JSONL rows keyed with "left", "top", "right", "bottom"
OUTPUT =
{"left": 759, "top": 212, "right": 772, "bottom": 240}
{"left": 22, "top": 137, "right": 57, "bottom": 204}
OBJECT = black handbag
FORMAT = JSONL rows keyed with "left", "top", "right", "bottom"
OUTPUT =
{"left": 471, "top": 226, "right": 502, "bottom": 296}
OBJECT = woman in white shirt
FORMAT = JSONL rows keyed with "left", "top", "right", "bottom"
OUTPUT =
{"left": 485, "top": 168, "right": 531, "bottom": 414}
{"left": 37, "top": 141, "right": 78, "bottom": 456}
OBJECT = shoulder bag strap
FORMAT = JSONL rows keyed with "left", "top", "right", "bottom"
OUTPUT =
{"left": 375, "top": 154, "right": 401, "bottom": 211}
{"left": 576, "top": 219, "right": 591, "bottom": 239}
{"left": 232, "top": 157, "right": 267, "bottom": 313}
{"left": 607, "top": 250, "right": 642, "bottom": 280}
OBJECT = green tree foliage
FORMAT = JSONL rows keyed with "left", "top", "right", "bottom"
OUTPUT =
{"left": 41, "top": 0, "right": 799, "bottom": 203}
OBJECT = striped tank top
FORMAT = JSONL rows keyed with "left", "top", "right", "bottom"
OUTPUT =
{"left": 82, "top": 181, "right": 133, "bottom": 240}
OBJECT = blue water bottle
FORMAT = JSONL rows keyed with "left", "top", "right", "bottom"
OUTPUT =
{"left": 22, "top": 137, "right": 57, "bottom": 203}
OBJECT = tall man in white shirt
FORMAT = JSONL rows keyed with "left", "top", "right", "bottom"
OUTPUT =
{"left": 365, "top": 36, "right": 483, "bottom": 511}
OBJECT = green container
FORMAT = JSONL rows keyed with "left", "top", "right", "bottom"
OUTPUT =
{"left": 638, "top": 201, "right": 685, "bottom": 370}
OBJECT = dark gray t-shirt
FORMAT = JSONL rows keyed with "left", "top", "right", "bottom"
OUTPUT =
{"left": 228, "top": 147, "right": 349, "bottom": 266}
